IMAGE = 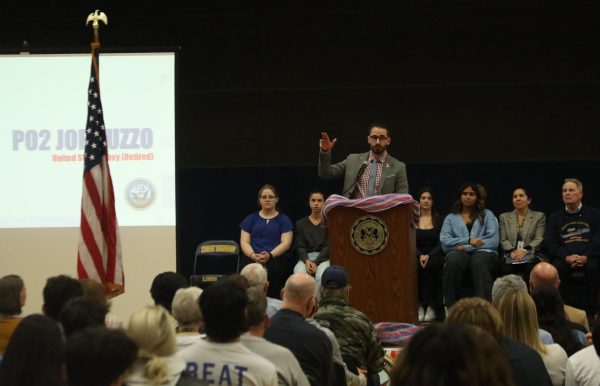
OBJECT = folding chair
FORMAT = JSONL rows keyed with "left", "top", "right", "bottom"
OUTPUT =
{"left": 189, "top": 240, "right": 240, "bottom": 289}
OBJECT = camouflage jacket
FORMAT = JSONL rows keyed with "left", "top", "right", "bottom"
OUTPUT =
{"left": 314, "top": 296, "right": 384, "bottom": 372}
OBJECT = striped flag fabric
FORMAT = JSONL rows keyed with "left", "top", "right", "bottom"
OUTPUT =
{"left": 76, "top": 47, "right": 124, "bottom": 297}
{"left": 322, "top": 193, "right": 420, "bottom": 225}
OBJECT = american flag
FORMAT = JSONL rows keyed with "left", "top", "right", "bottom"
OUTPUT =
{"left": 77, "top": 48, "right": 124, "bottom": 297}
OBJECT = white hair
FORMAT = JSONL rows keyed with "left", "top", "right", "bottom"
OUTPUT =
{"left": 171, "top": 286, "right": 203, "bottom": 325}
{"left": 240, "top": 263, "right": 268, "bottom": 287}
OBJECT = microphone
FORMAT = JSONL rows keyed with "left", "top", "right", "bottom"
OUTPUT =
{"left": 343, "top": 160, "right": 368, "bottom": 197}
{"left": 356, "top": 160, "right": 368, "bottom": 180}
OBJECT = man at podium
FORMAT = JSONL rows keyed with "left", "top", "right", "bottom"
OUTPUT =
{"left": 318, "top": 123, "right": 409, "bottom": 198}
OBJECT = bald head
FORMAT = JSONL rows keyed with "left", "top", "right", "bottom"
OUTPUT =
{"left": 529, "top": 262, "right": 560, "bottom": 289}
{"left": 281, "top": 273, "right": 316, "bottom": 317}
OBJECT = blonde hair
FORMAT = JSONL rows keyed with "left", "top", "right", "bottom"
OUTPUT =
{"left": 497, "top": 288, "right": 547, "bottom": 354}
{"left": 127, "top": 305, "right": 176, "bottom": 385}
{"left": 446, "top": 298, "right": 504, "bottom": 341}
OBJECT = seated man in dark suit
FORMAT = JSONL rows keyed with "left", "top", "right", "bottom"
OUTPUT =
{"left": 544, "top": 178, "right": 600, "bottom": 315}
{"left": 264, "top": 273, "right": 333, "bottom": 386}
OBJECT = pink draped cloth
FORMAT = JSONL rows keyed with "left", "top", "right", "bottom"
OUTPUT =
{"left": 322, "top": 193, "right": 420, "bottom": 225}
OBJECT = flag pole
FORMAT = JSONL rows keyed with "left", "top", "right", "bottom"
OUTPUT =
{"left": 78, "top": 10, "right": 124, "bottom": 298}
{"left": 86, "top": 10, "right": 107, "bottom": 80}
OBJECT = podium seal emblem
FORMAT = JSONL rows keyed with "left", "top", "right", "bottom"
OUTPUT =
{"left": 350, "top": 215, "right": 389, "bottom": 255}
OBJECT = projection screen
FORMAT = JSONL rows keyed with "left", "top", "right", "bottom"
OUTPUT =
{"left": 0, "top": 52, "right": 177, "bottom": 322}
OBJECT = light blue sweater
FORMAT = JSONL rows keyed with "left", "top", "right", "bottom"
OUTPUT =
{"left": 440, "top": 209, "right": 499, "bottom": 254}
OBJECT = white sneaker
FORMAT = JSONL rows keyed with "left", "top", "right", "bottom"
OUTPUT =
{"left": 418, "top": 306, "right": 424, "bottom": 322}
{"left": 424, "top": 307, "right": 436, "bottom": 322}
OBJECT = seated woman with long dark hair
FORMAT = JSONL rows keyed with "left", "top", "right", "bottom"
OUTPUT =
{"left": 531, "top": 284, "right": 586, "bottom": 357}
{"left": 240, "top": 184, "right": 294, "bottom": 298}
{"left": 293, "top": 190, "right": 330, "bottom": 291}
{"left": 499, "top": 187, "right": 546, "bottom": 280}
{"left": 440, "top": 183, "right": 499, "bottom": 306}
{"left": 415, "top": 187, "right": 444, "bottom": 322}
{"left": 0, "top": 314, "right": 64, "bottom": 386}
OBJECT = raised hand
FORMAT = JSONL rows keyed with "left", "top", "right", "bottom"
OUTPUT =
{"left": 320, "top": 132, "right": 337, "bottom": 152}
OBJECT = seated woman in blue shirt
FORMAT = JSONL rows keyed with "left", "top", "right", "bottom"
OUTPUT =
{"left": 240, "top": 184, "right": 294, "bottom": 298}
{"left": 440, "top": 183, "right": 499, "bottom": 306}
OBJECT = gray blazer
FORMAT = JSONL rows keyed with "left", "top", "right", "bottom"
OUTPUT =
{"left": 499, "top": 209, "right": 546, "bottom": 252}
{"left": 318, "top": 151, "right": 408, "bottom": 197}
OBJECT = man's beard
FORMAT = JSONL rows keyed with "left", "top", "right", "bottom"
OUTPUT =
{"left": 371, "top": 144, "right": 385, "bottom": 155}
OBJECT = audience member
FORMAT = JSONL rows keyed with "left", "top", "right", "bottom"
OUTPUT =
{"left": 0, "top": 314, "right": 64, "bottom": 386}
{"left": 498, "top": 289, "right": 568, "bottom": 386}
{"left": 126, "top": 305, "right": 203, "bottom": 386}
{"left": 305, "top": 316, "right": 364, "bottom": 386}
{"left": 531, "top": 284, "right": 586, "bottom": 356}
{"left": 150, "top": 271, "right": 189, "bottom": 312}
{"left": 241, "top": 286, "right": 310, "bottom": 386}
{"left": 447, "top": 297, "right": 553, "bottom": 386}
{"left": 415, "top": 187, "right": 444, "bottom": 322}
{"left": 80, "top": 278, "right": 122, "bottom": 328}
{"left": 565, "top": 322, "right": 600, "bottom": 386}
{"left": 240, "top": 184, "right": 294, "bottom": 299}
{"left": 441, "top": 183, "right": 499, "bottom": 305}
{"left": 58, "top": 296, "right": 109, "bottom": 337}
{"left": 318, "top": 123, "right": 409, "bottom": 197}
{"left": 293, "top": 190, "right": 330, "bottom": 292}
{"left": 42, "top": 274, "right": 84, "bottom": 320}
{"left": 240, "top": 263, "right": 282, "bottom": 317}
{"left": 530, "top": 261, "right": 590, "bottom": 331}
{"left": 545, "top": 178, "right": 600, "bottom": 315}
{"left": 492, "top": 274, "right": 528, "bottom": 306}
{"left": 66, "top": 326, "right": 138, "bottom": 386}
{"left": 264, "top": 273, "right": 333, "bottom": 386}
{"left": 177, "top": 278, "right": 277, "bottom": 386}
{"left": 172, "top": 287, "right": 204, "bottom": 351}
{"left": 499, "top": 187, "right": 546, "bottom": 280}
{"left": 492, "top": 274, "right": 554, "bottom": 344}
{"left": 0, "top": 274, "right": 26, "bottom": 353}
{"left": 314, "top": 266, "right": 384, "bottom": 381}
{"left": 477, "top": 184, "right": 488, "bottom": 206}
{"left": 390, "top": 323, "right": 515, "bottom": 386}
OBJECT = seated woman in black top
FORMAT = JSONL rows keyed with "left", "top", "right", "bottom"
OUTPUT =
{"left": 416, "top": 187, "right": 444, "bottom": 322}
{"left": 293, "top": 191, "right": 330, "bottom": 291}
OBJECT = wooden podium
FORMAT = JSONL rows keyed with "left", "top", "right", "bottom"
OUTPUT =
{"left": 327, "top": 203, "right": 417, "bottom": 323}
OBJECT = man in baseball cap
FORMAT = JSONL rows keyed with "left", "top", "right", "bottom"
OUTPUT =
{"left": 321, "top": 265, "right": 349, "bottom": 289}
{"left": 314, "top": 266, "right": 384, "bottom": 385}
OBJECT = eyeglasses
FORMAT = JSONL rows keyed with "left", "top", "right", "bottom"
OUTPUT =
{"left": 260, "top": 195, "right": 276, "bottom": 200}
{"left": 369, "top": 135, "right": 388, "bottom": 142}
